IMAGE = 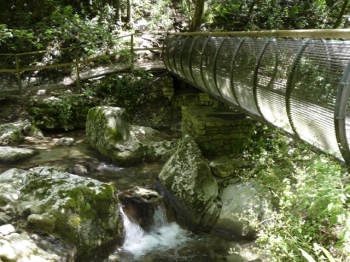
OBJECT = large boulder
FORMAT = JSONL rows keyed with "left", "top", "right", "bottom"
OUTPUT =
{"left": 86, "top": 106, "right": 144, "bottom": 166}
{"left": 0, "top": 120, "right": 27, "bottom": 145}
{"left": 213, "top": 181, "right": 273, "bottom": 238}
{"left": 118, "top": 186, "right": 163, "bottom": 228}
{"left": 86, "top": 106, "right": 177, "bottom": 166}
{"left": 0, "top": 167, "right": 120, "bottom": 257}
{"left": 0, "top": 146, "right": 38, "bottom": 163}
{"left": 0, "top": 224, "right": 72, "bottom": 262}
{"left": 0, "top": 120, "right": 44, "bottom": 146}
{"left": 158, "top": 134, "right": 219, "bottom": 229}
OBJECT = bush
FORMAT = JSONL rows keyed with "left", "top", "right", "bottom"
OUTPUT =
{"left": 243, "top": 125, "right": 350, "bottom": 261}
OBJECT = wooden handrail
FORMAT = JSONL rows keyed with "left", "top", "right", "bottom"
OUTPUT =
{"left": 0, "top": 32, "right": 164, "bottom": 93}
{"left": 167, "top": 29, "right": 350, "bottom": 39}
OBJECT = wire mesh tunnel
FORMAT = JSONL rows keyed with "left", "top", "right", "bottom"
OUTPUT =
{"left": 162, "top": 34, "right": 350, "bottom": 164}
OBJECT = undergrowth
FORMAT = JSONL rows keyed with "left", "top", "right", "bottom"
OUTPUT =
{"left": 243, "top": 123, "right": 350, "bottom": 261}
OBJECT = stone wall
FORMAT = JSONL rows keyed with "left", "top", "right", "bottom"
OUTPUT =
{"left": 182, "top": 106, "right": 255, "bottom": 158}
{"left": 171, "top": 92, "right": 214, "bottom": 107}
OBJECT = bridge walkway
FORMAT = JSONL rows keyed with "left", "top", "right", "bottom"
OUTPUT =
{"left": 162, "top": 29, "right": 350, "bottom": 164}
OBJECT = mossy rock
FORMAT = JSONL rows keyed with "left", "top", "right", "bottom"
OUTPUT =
{"left": 0, "top": 167, "right": 120, "bottom": 256}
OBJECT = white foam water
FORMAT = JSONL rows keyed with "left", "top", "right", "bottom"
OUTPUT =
{"left": 118, "top": 203, "right": 191, "bottom": 259}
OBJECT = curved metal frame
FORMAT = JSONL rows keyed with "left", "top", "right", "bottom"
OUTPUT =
{"left": 229, "top": 37, "right": 246, "bottom": 107}
{"left": 285, "top": 38, "right": 312, "bottom": 138}
{"left": 188, "top": 36, "right": 200, "bottom": 83}
{"left": 172, "top": 36, "right": 183, "bottom": 76}
{"left": 162, "top": 34, "right": 350, "bottom": 164}
{"left": 179, "top": 36, "right": 190, "bottom": 79}
{"left": 253, "top": 37, "right": 276, "bottom": 121}
{"left": 211, "top": 38, "right": 226, "bottom": 99}
{"left": 198, "top": 37, "right": 211, "bottom": 92}
{"left": 335, "top": 61, "right": 350, "bottom": 163}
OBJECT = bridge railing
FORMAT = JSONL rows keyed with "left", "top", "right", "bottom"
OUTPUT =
{"left": 163, "top": 29, "right": 350, "bottom": 164}
{"left": 0, "top": 32, "right": 164, "bottom": 93}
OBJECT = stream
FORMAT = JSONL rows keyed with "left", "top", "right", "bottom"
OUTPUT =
{"left": 0, "top": 129, "right": 254, "bottom": 262}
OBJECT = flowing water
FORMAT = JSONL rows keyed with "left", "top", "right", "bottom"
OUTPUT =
{"left": 0, "top": 129, "right": 255, "bottom": 262}
{"left": 116, "top": 204, "right": 200, "bottom": 261}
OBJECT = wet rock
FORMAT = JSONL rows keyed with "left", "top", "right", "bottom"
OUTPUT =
{"left": 118, "top": 186, "right": 163, "bottom": 228}
{"left": 0, "top": 120, "right": 44, "bottom": 145}
{"left": 86, "top": 106, "right": 144, "bottom": 166}
{"left": 0, "top": 167, "right": 120, "bottom": 257}
{"left": 0, "top": 146, "right": 38, "bottom": 162}
{"left": 158, "top": 134, "right": 219, "bottom": 229}
{"left": 23, "top": 123, "right": 45, "bottom": 138}
{"left": 0, "top": 226, "right": 73, "bottom": 262}
{"left": 56, "top": 137, "right": 76, "bottom": 146}
{"left": 209, "top": 156, "right": 251, "bottom": 178}
{"left": 0, "top": 120, "right": 28, "bottom": 145}
{"left": 86, "top": 106, "right": 176, "bottom": 166}
{"left": 213, "top": 181, "right": 273, "bottom": 238}
{"left": 0, "top": 224, "right": 15, "bottom": 235}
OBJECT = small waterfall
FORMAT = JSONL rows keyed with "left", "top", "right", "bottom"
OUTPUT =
{"left": 152, "top": 203, "right": 168, "bottom": 228}
{"left": 118, "top": 202, "right": 191, "bottom": 259}
{"left": 119, "top": 206, "right": 144, "bottom": 249}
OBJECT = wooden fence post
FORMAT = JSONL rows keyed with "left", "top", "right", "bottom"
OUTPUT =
{"left": 131, "top": 34, "right": 134, "bottom": 69}
{"left": 74, "top": 48, "right": 81, "bottom": 93}
{"left": 15, "top": 54, "right": 21, "bottom": 94}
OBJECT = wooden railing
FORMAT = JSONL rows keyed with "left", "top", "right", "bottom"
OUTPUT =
{"left": 0, "top": 33, "right": 163, "bottom": 93}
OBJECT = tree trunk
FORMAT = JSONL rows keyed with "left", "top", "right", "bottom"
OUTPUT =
{"left": 126, "top": 0, "right": 132, "bottom": 23}
{"left": 333, "top": 0, "right": 349, "bottom": 28}
{"left": 189, "top": 0, "right": 205, "bottom": 32}
{"left": 116, "top": 0, "right": 120, "bottom": 21}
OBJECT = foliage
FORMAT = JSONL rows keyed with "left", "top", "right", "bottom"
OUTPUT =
{"left": 133, "top": 0, "right": 173, "bottom": 31}
{"left": 242, "top": 124, "right": 350, "bottom": 261}
{"left": 29, "top": 94, "right": 97, "bottom": 130}
{"left": 84, "top": 69, "right": 153, "bottom": 112}
{"left": 300, "top": 243, "right": 342, "bottom": 262}
{"left": 208, "top": 0, "right": 350, "bottom": 31}
{"left": 0, "top": 3, "right": 120, "bottom": 53}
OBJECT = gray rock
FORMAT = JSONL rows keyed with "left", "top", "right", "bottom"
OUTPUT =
{"left": 0, "top": 120, "right": 30, "bottom": 145}
{"left": 23, "top": 123, "right": 45, "bottom": 138}
{"left": 86, "top": 106, "right": 144, "bottom": 166}
{"left": 86, "top": 106, "right": 176, "bottom": 166}
{"left": 0, "top": 228, "right": 72, "bottom": 262}
{"left": 56, "top": 137, "right": 76, "bottom": 146}
{"left": 0, "top": 167, "right": 120, "bottom": 257}
{"left": 118, "top": 186, "right": 163, "bottom": 228}
{"left": 209, "top": 156, "right": 251, "bottom": 178}
{"left": 214, "top": 181, "right": 273, "bottom": 238}
{"left": 158, "top": 134, "right": 219, "bottom": 229}
{"left": 0, "top": 146, "right": 37, "bottom": 162}
{"left": 0, "top": 224, "right": 15, "bottom": 236}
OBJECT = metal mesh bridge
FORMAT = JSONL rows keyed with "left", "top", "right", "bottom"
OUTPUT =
{"left": 162, "top": 30, "right": 350, "bottom": 164}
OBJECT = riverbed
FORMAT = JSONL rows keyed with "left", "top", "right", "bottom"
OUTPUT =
{"left": 0, "top": 129, "right": 257, "bottom": 262}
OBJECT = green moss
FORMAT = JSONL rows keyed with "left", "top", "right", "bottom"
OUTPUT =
{"left": 70, "top": 216, "right": 82, "bottom": 227}
{"left": 96, "top": 184, "right": 116, "bottom": 201}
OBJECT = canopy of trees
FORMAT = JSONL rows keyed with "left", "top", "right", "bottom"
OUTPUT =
{"left": 0, "top": 0, "right": 349, "bottom": 53}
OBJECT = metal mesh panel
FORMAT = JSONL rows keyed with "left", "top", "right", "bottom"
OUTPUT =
{"left": 162, "top": 34, "right": 350, "bottom": 163}
{"left": 232, "top": 38, "right": 265, "bottom": 117}
{"left": 181, "top": 37, "right": 196, "bottom": 82}
{"left": 190, "top": 37, "right": 209, "bottom": 91}
{"left": 201, "top": 37, "right": 222, "bottom": 96}
{"left": 288, "top": 39, "right": 346, "bottom": 157}
{"left": 162, "top": 35, "right": 171, "bottom": 70}
{"left": 256, "top": 39, "right": 300, "bottom": 133}
{"left": 173, "top": 37, "right": 186, "bottom": 77}
{"left": 216, "top": 38, "right": 241, "bottom": 105}
{"left": 167, "top": 36, "right": 180, "bottom": 74}
{"left": 332, "top": 41, "right": 350, "bottom": 156}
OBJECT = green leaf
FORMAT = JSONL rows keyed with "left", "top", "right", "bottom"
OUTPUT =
{"left": 315, "top": 244, "right": 336, "bottom": 262}
{"left": 300, "top": 248, "right": 316, "bottom": 262}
